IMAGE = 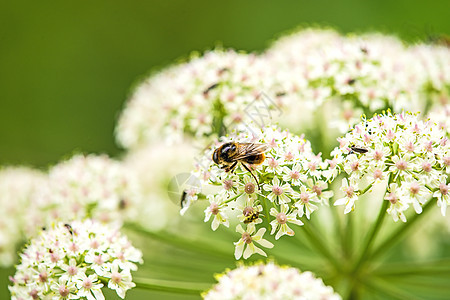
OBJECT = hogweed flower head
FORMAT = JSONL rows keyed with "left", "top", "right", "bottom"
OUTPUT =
{"left": 0, "top": 167, "right": 45, "bottom": 267}
{"left": 116, "top": 49, "right": 277, "bottom": 148}
{"left": 28, "top": 154, "right": 142, "bottom": 235}
{"left": 264, "top": 28, "right": 450, "bottom": 135}
{"left": 9, "top": 220, "right": 143, "bottom": 300}
{"left": 185, "top": 125, "right": 333, "bottom": 259}
{"left": 330, "top": 111, "right": 450, "bottom": 221}
{"left": 203, "top": 262, "right": 341, "bottom": 300}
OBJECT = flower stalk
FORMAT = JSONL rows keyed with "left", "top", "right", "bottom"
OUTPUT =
{"left": 133, "top": 277, "right": 210, "bottom": 295}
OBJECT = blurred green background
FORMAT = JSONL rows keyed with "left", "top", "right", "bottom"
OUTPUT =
{"left": 1, "top": 0, "right": 449, "bottom": 299}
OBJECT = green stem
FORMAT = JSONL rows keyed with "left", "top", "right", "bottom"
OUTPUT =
{"left": 125, "top": 223, "right": 231, "bottom": 260}
{"left": 368, "top": 198, "right": 435, "bottom": 262}
{"left": 133, "top": 277, "right": 210, "bottom": 295}
{"left": 362, "top": 277, "right": 422, "bottom": 300}
{"left": 351, "top": 196, "right": 389, "bottom": 273}
{"left": 372, "top": 258, "right": 450, "bottom": 276}
{"left": 223, "top": 193, "right": 243, "bottom": 204}
{"left": 358, "top": 183, "right": 373, "bottom": 196}
{"left": 301, "top": 222, "right": 341, "bottom": 270}
{"left": 342, "top": 210, "right": 354, "bottom": 259}
{"left": 260, "top": 195, "right": 271, "bottom": 232}
{"left": 328, "top": 197, "right": 346, "bottom": 260}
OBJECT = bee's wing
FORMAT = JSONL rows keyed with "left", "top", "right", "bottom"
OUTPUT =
{"left": 234, "top": 143, "right": 269, "bottom": 160}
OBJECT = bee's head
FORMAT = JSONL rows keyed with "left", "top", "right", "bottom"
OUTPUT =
{"left": 212, "top": 148, "right": 220, "bottom": 164}
{"left": 212, "top": 142, "right": 237, "bottom": 164}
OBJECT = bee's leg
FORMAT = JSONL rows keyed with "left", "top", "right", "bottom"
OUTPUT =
{"left": 224, "top": 161, "right": 238, "bottom": 173}
{"left": 241, "top": 163, "right": 261, "bottom": 190}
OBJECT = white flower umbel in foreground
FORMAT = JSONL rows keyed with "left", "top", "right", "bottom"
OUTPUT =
{"left": 0, "top": 167, "right": 45, "bottom": 267}
{"left": 184, "top": 125, "right": 334, "bottom": 259}
{"left": 9, "top": 220, "right": 143, "bottom": 300}
{"left": 28, "top": 154, "right": 142, "bottom": 235}
{"left": 330, "top": 111, "right": 450, "bottom": 221}
{"left": 115, "top": 49, "right": 277, "bottom": 148}
{"left": 203, "top": 262, "right": 341, "bottom": 300}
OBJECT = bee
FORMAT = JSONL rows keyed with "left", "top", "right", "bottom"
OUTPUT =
{"left": 243, "top": 211, "right": 260, "bottom": 224}
{"left": 349, "top": 145, "right": 368, "bottom": 154}
{"left": 212, "top": 142, "right": 268, "bottom": 188}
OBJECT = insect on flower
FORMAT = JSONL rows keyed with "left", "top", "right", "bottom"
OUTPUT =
{"left": 64, "top": 223, "right": 73, "bottom": 235}
{"left": 212, "top": 142, "right": 268, "bottom": 188}
{"left": 243, "top": 210, "right": 260, "bottom": 224}
{"left": 349, "top": 145, "right": 368, "bottom": 154}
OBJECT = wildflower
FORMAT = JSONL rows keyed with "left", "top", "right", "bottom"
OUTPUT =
{"left": 269, "top": 204, "right": 303, "bottom": 239}
{"left": 185, "top": 125, "right": 332, "bottom": 258}
{"left": 204, "top": 194, "right": 230, "bottom": 230}
{"left": 115, "top": 49, "right": 275, "bottom": 148}
{"left": 264, "top": 28, "right": 450, "bottom": 137}
{"left": 203, "top": 262, "right": 342, "bottom": 300}
{"left": 234, "top": 224, "right": 274, "bottom": 259}
{"left": 334, "top": 178, "right": 359, "bottom": 214}
{"left": 263, "top": 176, "right": 293, "bottom": 203}
{"left": 434, "top": 177, "right": 450, "bottom": 216}
{"left": 9, "top": 220, "right": 143, "bottom": 300}
{"left": 385, "top": 183, "right": 408, "bottom": 222}
{"left": 0, "top": 167, "right": 45, "bottom": 267}
{"left": 29, "top": 154, "right": 141, "bottom": 235}
{"left": 330, "top": 112, "right": 449, "bottom": 220}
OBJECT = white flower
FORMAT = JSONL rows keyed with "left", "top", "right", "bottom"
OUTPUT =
{"left": 334, "top": 178, "right": 359, "bottom": 214}
{"left": 29, "top": 155, "right": 142, "bottom": 235}
{"left": 75, "top": 273, "right": 104, "bottom": 300}
{"left": 264, "top": 28, "right": 450, "bottom": 138}
{"left": 295, "top": 185, "right": 319, "bottom": 219}
{"left": 263, "top": 176, "right": 293, "bottom": 203}
{"left": 203, "top": 262, "right": 342, "bottom": 300}
{"left": 204, "top": 194, "right": 230, "bottom": 230}
{"left": 434, "top": 177, "right": 450, "bottom": 216}
{"left": 50, "top": 276, "right": 77, "bottom": 299}
{"left": 270, "top": 204, "right": 303, "bottom": 239}
{"left": 185, "top": 125, "right": 332, "bottom": 258}
{"left": 123, "top": 141, "right": 198, "bottom": 231}
{"left": 115, "top": 49, "right": 275, "bottom": 148}
{"left": 0, "top": 167, "right": 45, "bottom": 267}
{"left": 234, "top": 224, "right": 274, "bottom": 259}
{"left": 330, "top": 112, "right": 449, "bottom": 221}
{"left": 385, "top": 183, "right": 409, "bottom": 222}
{"left": 104, "top": 263, "right": 136, "bottom": 299}
{"left": 282, "top": 163, "right": 306, "bottom": 185}
{"left": 402, "top": 179, "right": 431, "bottom": 214}
{"left": 9, "top": 220, "right": 143, "bottom": 300}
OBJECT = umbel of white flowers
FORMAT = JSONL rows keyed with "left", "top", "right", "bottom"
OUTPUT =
{"left": 203, "top": 262, "right": 341, "bottom": 300}
{"left": 185, "top": 124, "right": 335, "bottom": 259}
{"left": 9, "top": 220, "right": 143, "bottom": 300}
{"left": 116, "top": 29, "right": 449, "bottom": 149}
{"left": 331, "top": 111, "right": 449, "bottom": 221}
{"left": 183, "top": 112, "right": 449, "bottom": 259}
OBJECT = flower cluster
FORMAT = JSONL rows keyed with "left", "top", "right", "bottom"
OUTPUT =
{"left": 27, "top": 154, "right": 141, "bottom": 235}
{"left": 116, "top": 49, "right": 276, "bottom": 148}
{"left": 9, "top": 220, "right": 143, "bottom": 300}
{"left": 330, "top": 112, "right": 450, "bottom": 221}
{"left": 0, "top": 167, "right": 45, "bottom": 267}
{"left": 203, "top": 262, "right": 341, "bottom": 300}
{"left": 427, "top": 104, "right": 450, "bottom": 135}
{"left": 122, "top": 141, "right": 197, "bottom": 231}
{"left": 264, "top": 28, "right": 450, "bottom": 133}
{"left": 186, "top": 125, "right": 334, "bottom": 259}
